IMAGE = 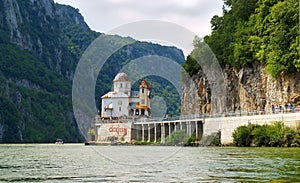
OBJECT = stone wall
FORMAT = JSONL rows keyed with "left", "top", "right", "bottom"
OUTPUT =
{"left": 96, "top": 123, "right": 132, "bottom": 142}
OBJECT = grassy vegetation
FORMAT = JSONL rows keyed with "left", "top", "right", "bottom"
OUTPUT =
{"left": 133, "top": 141, "right": 155, "bottom": 145}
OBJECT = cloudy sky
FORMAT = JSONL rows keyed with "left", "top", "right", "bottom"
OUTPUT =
{"left": 53, "top": 0, "right": 223, "bottom": 38}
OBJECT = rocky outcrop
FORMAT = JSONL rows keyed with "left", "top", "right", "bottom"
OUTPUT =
{"left": 182, "top": 70, "right": 209, "bottom": 117}
{"left": 55, "top": 4, "right": 90, "bottom": 32}
{"left": 3, "top": 0, "right": 25, "bottom": 47}
{"left": 30, "top": 0, "right": 55, "bottom": 17}
{"left": 182, "top": 64, "right": 300, "bottom": 115}
{"left": 0, "top": 0, "right": 88, "bottom": 79}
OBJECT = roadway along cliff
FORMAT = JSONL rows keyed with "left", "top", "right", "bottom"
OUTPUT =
{"left": 181, "top": 63, "right": 300, "bottom": 116}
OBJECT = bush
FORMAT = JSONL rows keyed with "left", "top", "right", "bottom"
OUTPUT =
{"left": 233, "top": 122, "right": 300, "bottom": 147}
{"left": 232, "top": 125, "right": 251, "bottom": 146}
{"left": 186, "top": 135, "right": 196, "bottom": 146}
{"left": 267, "top": 122, "right": 284, "bottom": 146}
{"left": 165, "top": 130, "right": 189, "bottom": 145}
{"left": 251, "top": 125, "right": 269, "bottom": 146}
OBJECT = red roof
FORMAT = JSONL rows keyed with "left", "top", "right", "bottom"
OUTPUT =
{"left": 139, "top": 80, "right": 150, "bottom": 89}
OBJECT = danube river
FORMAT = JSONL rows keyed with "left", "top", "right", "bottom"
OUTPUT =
{"left": 0, "top": 144, "right": 299, "bottom": 182}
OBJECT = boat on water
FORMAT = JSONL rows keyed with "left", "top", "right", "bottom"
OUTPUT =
{"left": 55, "top": 139, "right": 64, "bottom": 145}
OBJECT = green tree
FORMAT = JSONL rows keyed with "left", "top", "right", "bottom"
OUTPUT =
{"left": 185, "top": 0, "right": 299, "bottom": 78}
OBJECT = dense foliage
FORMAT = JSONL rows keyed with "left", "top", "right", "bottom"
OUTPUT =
{"left": 232, "top": 122, "right": 300, "bottom": 147}
{"left": 0, "top": 39, "right": 81, "bottom": 142}
{"left": 184, "top": 0, "right": 300, "bottom": 78}
{"left": 0, "top": 44, "right": 70, "bottom": 94}
{"left": 0, "top": 76, "right": 82, "bottom": 143}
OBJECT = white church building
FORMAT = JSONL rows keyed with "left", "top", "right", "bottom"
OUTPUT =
{"left": 101, "top": 72, "right": 151, "bottom": 119}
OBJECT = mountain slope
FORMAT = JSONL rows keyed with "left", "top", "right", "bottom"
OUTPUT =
{"left": 0, "top": 0, "right": 184, "bottom": 142}
{"left": 0, "top": 0, "right": 84, "bottom": 143}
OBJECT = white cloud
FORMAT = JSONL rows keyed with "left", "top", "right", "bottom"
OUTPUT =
{"left": 53, "top": 0, "right": 223, "bottom": 37}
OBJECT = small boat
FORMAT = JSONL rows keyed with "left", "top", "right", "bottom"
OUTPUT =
{"left": 55, "top": 139, "right": 64, "bottom": 145}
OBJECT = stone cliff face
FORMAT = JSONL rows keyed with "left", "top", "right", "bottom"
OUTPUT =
{"left": 182, "top": 64, "right": 300, "bottom": 116}
{"left": 0, "top": 0, "right": 88, "bottom": 142}
{"left": 0, "top": 0, "right": 91, "bottom": 79}
{"left": 2, "top": 0, "right": 63, "bottom": 75}
{"left": 55, "top": 4, "right": 90, "bottom": 33}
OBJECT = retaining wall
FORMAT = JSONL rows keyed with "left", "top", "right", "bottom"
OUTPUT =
{"left": 204, "top": 112, "right": 300, "bottom": 145}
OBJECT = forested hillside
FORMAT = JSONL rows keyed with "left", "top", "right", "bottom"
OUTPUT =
{"left": 0, "top": 0, "right": 85, "bottom": 143}
{"left": 0, "top": 0, "right": 184, "bottom": 143}
{"left": 181, "top": 0, "right": 300, "bottom": 116}
{"left": 184, "top": 0, "right": 299, "bottom": 77}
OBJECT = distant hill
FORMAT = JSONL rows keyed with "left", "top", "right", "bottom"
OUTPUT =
{"left": 0, "top": 0, "right": 184, "bottom": 142}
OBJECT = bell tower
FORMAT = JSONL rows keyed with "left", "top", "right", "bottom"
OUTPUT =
{"left": 138, "top": 80, "right": 151, "bottom": 116}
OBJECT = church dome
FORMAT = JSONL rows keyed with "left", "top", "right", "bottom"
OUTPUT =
{"left": 113, "top": 72, "right": 130, "bottom": 82}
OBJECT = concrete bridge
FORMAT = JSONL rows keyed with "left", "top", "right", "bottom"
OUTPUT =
{"left": 131, "top": 118, "right": 203, "bottom": 144}
{"left": 94, "top": 109, "right": 300, "bottom": 145}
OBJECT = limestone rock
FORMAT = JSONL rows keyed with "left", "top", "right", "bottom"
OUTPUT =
{"left": 182, "top": 64, "right": 300, "bottom": 115}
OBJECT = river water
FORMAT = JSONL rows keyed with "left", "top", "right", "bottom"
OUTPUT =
{"left": 0, "top": 144, "right": 299, "bottom": 182}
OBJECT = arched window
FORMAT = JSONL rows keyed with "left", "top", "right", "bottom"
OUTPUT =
{"left": 129, "top": 109, "right": 133, "bottom": 116}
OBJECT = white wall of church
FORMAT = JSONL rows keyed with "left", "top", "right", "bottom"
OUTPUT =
{"left": 101, "top": 98, "right": 111, "bottom": 118}
{"left": 101, "top": 97, "right": 130, "bottom": 118}
{"left": 114, "top": 81, "right": 131, "bottom": 94}
{"left": 114, "top": 97, "right": 130, "bottom": 117}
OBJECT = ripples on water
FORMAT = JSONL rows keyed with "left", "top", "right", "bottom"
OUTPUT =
{"left": 0, "top": 144, "right": 299, "bottom": 182}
